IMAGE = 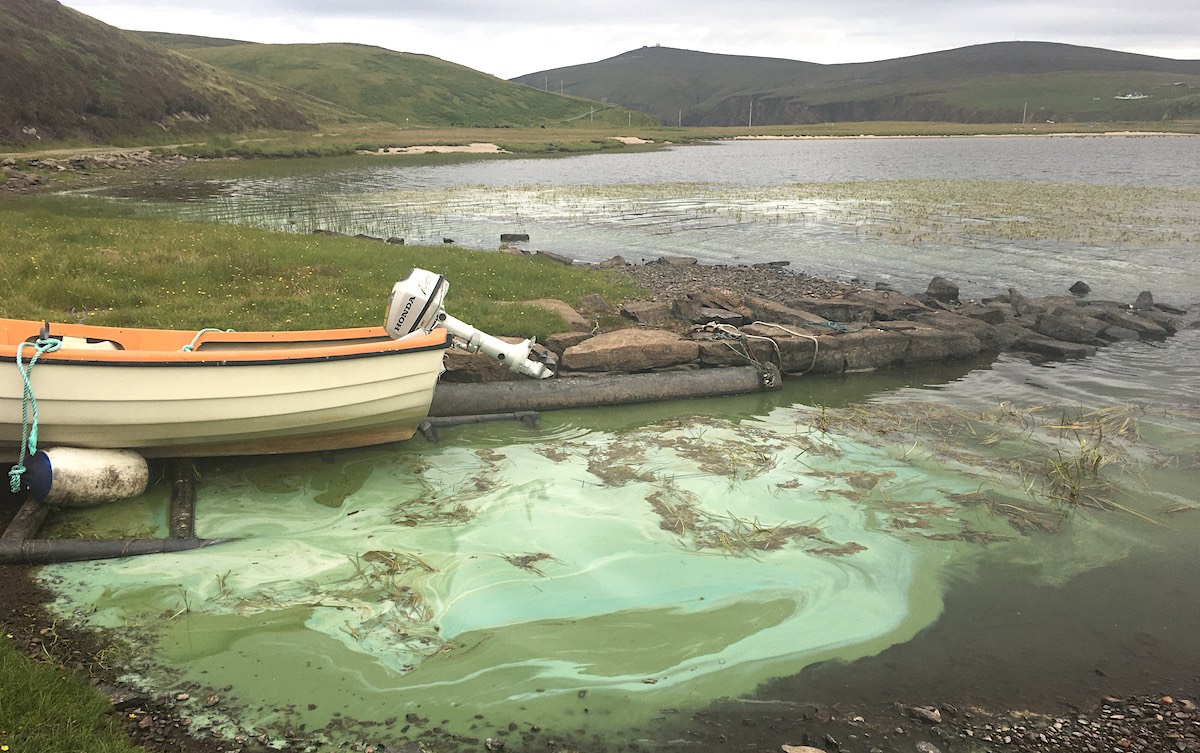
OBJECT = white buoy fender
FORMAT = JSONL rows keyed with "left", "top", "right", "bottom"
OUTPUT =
{"left": 24, "top": 448, "right": 150, "bottom": 507}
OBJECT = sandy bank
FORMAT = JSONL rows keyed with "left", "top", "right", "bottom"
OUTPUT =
{"left": 360, "top": 142, "right": 508, "bottom": 155}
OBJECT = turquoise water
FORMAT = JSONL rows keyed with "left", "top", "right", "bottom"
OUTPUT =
{"left": 40, "top": 335, "right": 1200, "bottom": 748}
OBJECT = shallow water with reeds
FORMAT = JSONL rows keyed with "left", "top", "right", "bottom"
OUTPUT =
{"left": 43, "top": 135, "right": 1200, "bottom": 750}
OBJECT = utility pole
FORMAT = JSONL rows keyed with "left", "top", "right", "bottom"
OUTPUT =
{"left": 748, "top": 98, "right": 753, "bottom": 128}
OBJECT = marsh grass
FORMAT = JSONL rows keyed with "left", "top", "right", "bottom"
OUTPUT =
{"left": 0, "top": 197, "right": 640, "bottom": 340}
{"left": 0, "top": 636, "right": 143, "bottom": 753}
{"left": 792, "top": 399, "right": 1165, "bottom": 529}
{"left": 391, "top": 179, "right": 1200, "bottom": 250}
{"left": 644, "top": 479, "right": 826, "bottom": 557}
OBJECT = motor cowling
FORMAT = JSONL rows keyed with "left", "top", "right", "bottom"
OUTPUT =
{"left": 384, "top": 269, "right": 448, "bottom": 339}
{"left": 384, "top": 268, "right": 554, "bottom": 379}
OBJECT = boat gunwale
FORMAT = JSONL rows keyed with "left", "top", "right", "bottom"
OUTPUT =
{"left": 0, "top": 319, "right": 452, "bottom": 365}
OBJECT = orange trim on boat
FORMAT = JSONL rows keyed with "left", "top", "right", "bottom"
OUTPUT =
{"left": 0, "top": 319, "right": 451, "bottom": 364}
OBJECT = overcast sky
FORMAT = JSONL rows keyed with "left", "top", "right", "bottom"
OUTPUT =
{"left": 59, "top": 0, "right": 1200, "bottom": 80}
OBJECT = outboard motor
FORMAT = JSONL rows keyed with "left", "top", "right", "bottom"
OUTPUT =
{"left": 385, "top": 268, "right": 555, "bottom": 379}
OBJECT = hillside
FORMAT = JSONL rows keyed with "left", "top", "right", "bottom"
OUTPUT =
{"left": 0, "top": 0, "right": 360, "bottom": 146}
{"left": 512, "top": 42, "right": 1200, "bottom": 126}
{"left": 148, "top": 35, "right": 653, "bottom": 129}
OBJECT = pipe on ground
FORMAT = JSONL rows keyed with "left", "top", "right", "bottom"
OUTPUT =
{"left": 429, "top": 364, "right": 780, "bottom": 418}
{"left": 0, "top": 537, "right": 232, "bottom": 566}
{"left": 1, "top": 498, "right": 49, "bottom": 542}
{"left": 168, "top": 460, "right": 197, "bottom": 540}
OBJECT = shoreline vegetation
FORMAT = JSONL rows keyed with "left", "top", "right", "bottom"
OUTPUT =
{"left": 2, "top": 124, "right": 1199, "bottom": 753}
{"left": 3, "top": 119, "right": 1198, "bottom": 163}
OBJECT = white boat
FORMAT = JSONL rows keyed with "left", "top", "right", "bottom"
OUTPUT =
{"left": 1, "top": 269, "right": 553, "bottom": 459}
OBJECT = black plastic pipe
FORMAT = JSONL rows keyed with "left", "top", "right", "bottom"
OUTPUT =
{"left": 428, "top": 364, "right": 779, "bottom": 417}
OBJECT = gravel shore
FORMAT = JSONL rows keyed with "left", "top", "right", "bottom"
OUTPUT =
{"left": 619, "top": 259, "right": 856, "bottom": 303}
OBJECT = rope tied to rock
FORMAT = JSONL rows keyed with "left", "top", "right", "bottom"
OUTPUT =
{"left": 746, "top": 321, "right": 823, "bottom": 375}
{"left": 9, "top": 336, "right": 63, "bottom": 493}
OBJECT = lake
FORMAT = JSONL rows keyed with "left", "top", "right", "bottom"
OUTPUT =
{"left": 45, "top": 135, "right": 1200, "bottom": 751}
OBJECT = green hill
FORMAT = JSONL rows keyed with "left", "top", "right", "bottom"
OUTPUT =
{"left": 148, "top": 35, "right": 653, "bottom": 129}
{"left": 0, "top": 0, "right": 361, "bottom": 146}
{"left": 512, "top": 42, "right": 1200, "bottom": 126}
{"left": 0, "top": 0, "right": 649, "bottom": 148}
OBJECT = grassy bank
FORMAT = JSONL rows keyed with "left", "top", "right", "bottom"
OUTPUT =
{"left": 4, "top": 120, "right": 1196, "bottom": 161}
{"left": 0, "top": 635, "right": 142, "bottom": 753}
{"left": 0, "top": 197, "right": 639, "bottom": 339}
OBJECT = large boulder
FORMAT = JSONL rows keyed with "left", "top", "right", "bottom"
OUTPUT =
{"left": 691, "top": 288, "right": 754, "bottom": 319}
{"left": 832, "top": 329, "right": 913, "bottom": 371}
{"left": 742, "top": 296, "right": 831, "bottom": 328}
{"left": 843, "top": 289, "right": 933, "bottom": 321}
{"left": 959, "top": 302, "right": 1012, "bottom": 326}
{"left": 620, "top": 300, "right": 674, "bottom": 325}
{"left": 651, "top": 255, "right": 698, "bottom": 266}
{"left": 910, "top": 311, "right": 1003, "bottom": 352}
{"left": 741, "top": 325, "right": 910, "bottom": 374}
{"left": 1023, "top": 295, "right": 1081, "bottom": 318}
{"left": 900, "top": 326, "right": 982, "bottom": 362}
{"left": 596, "top": 255, "right": 627, "bottom": 269}
{"left": 672, "top": 298, "right": 746, "bottom": 325}
{"left": 695, "top": 333, "right": 779, "bottom": 367}
{"left": 786, "top": 297, "right": 876, "bottom": 323}
{"left": 1013, "top": 334, "right": 1097, "bottom": 360}
{"left": 1087, "top": 304, "right": 1169, "bottom": 339}
{"left": 561, "top": 329, "right": 700, "bottom": 372}
{"left": 542, "top": 331, "right": 592, "bottom": 360}
{"left": 522, "top": 298, "right": 589, "bottom": 331}
{"left": 1033, "top": 306, "right": 1107, "bottom": 344}
{"left": 925, "top": 276, "right": 960, "bottom": 303}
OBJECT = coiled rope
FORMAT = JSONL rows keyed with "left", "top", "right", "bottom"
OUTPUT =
{"left": 8, "top": 336, "right": 63, "bottom": 492}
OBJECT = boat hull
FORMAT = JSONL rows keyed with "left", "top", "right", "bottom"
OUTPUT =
{"left": 0, "top": 320, "right": 451, "bottom": 458}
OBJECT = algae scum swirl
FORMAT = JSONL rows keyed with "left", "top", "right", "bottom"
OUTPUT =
{"left": 37, "top": 366, "right": 1200, "bottom": 749}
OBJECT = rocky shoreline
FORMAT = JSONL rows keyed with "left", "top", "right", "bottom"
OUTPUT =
{"left": 443, "top": 254, "right": 1193, "bottom": 385}
{"left": 2, "top": 149, "right": 196, "bottom": 191}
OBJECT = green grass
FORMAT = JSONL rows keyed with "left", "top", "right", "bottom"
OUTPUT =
{"left": 0, "top": 635, "right": 144, "bottom": 753}
{"left": 0, "top": 197, "right": 640, "bottom": 340}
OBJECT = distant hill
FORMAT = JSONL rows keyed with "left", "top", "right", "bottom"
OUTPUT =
{"left": 146, "top": 35, "right": 651, "bottom": 129}
{"left": 0, "top": 0, "right": 649, "bottom": 147}
{"left": 511, "top": 42, "right": 1200, "bottom": 126}
{"left": 0, "top": 0, "right": 358, "bottom": 145}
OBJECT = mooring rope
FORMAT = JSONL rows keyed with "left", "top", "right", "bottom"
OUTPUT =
{"left": 8, "top": 336, "right": 63, "bottom": 493}
{"left": 181, "top": 327, "right": 235, "bottom": 352}
{"left": 746, "top": 321, "right": 823, "bottom": 375}
{"left": 696, "top": 320, "right": 827, "bottom": 377}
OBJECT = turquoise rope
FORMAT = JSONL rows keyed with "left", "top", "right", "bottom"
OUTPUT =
{"left": 8, "top": 336, "right": 63, "bottom": 492}
{"left": 181, "top": 327, "right": 235, "bottom": 352}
